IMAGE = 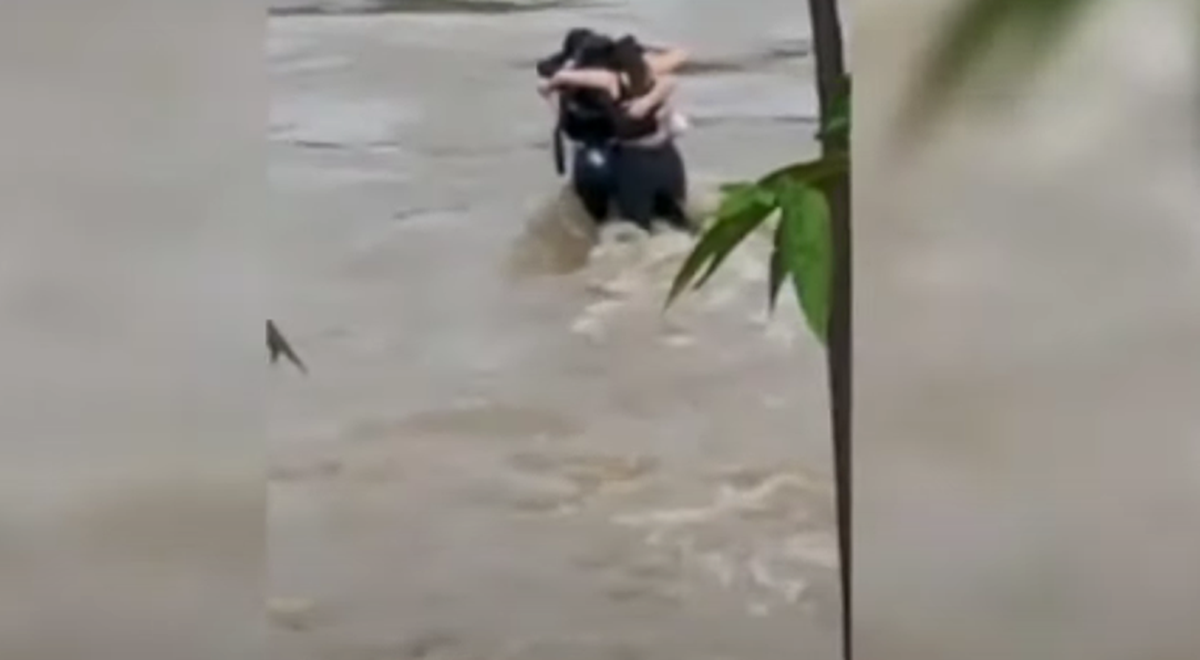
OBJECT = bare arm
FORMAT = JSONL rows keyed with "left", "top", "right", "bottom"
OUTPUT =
{"left": 642, "top": 45, "right": 689, "bottom": 76}
{"left": 539, "top": 88, "right": 559, "bottom": 112}
{"left": 548, "top": 69, "right": 620, "bottom": 97}
{"left": 624, "top": 74, "right": 678, "bottom": 119}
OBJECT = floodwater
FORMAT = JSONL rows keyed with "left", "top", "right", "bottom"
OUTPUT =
{"left": 267, "top": 1, "right": 839, "bottom": 659}
{"left": 6, "top": 0, "right": 1194, "bottom": 658}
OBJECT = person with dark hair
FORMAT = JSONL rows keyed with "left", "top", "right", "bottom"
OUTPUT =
{"left": 605, "top": 35, "right": 690, "bottom": 233}
{"left": 535, "top": 29, "right": 619, "bottom": 221}
{"left": 535, "top": 28, "right": 601, "bottom": 78}
{"left": 536, "top": 30, "right": 691, "bottom": 232}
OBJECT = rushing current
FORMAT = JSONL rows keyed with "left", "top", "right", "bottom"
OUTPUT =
{"left": 5, "top": 0, "right": 1194, "bottom": 658}
{"left": 267, "top": 1, "right": 839, "bottom": 659}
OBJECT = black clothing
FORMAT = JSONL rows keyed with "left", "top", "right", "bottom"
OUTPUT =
{"left": 611, "top": 140, "right": 688, "bottom": 232}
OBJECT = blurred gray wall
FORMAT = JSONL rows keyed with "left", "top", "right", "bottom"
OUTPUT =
{"left": 0, "top": 2, "right": 265, "bottom": 659}
{"left": 855, "top": 0, "right": 1200, "bottom": 658}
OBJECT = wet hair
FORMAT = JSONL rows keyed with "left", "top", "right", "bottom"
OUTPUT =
{"left": 536, "top": 27, "right": 614, "bottom": 78}
{"left": 561, "top": 28, "right": 596, "bottom": 56}
{"left": 612, "top": 35, "right": 652, "bottom": 97}
{"left": 571, "top": 34, "right": 616, "bottom": 69}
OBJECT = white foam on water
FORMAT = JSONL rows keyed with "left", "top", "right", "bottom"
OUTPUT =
{"left": 538, "top": 176, "right": 781, "bottom": 343}
{"left": 609, "top": 469, "right": 834, "bottom": 610}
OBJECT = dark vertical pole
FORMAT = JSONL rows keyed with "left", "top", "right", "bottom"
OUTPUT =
{"left": 806, "top": 1, "right": 851, "bottom": 658}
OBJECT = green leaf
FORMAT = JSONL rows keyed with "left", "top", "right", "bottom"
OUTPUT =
{"left": 758, "top": 151, "right": 848, "bottom": 190}
{"left": 693, "top": 186, "right": 778, "bottom": 289}
{"left": 776, "top": 181, "right": 833, "bottom": 343}
{"left": 817, "top": 114, "right": 849, "bottom": 144}
{"left": 818, "top": 84, "right": 851, "bottom": 147}
{"left": 666, "top": 183, "right": 777, "bottom": 308}
{"left": 767, "top": 219, "right": 787, "bottom": 313}
{"left": 718, "top": 181, "right": 755, "bottom": 195}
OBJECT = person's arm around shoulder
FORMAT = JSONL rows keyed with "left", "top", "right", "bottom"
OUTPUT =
{"left": 624, "top": 74, "right": 677, "bottom": 119}
{"left": 548, "top": 69, "right": 621, "bottom": 97}
{"left": 643, "top": 45, "right": 689, "bottom": 76}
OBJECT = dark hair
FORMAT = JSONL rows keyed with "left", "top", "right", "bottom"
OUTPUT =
{"left": 571, "top": 34, "right": 616, "bottom": 69}
{"left": 612, "top": 35, "right": 651, "bottom": 97}
{"left": 561, "top": 28, "right": 596, "bottom": 55}
{"left": 536, "top": 28, "right": 614, "bottom": 78}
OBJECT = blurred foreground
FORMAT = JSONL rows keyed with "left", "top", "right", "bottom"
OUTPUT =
{"left": 0, "top": 2, "right": 264, "bottom": 659}
{"left": 856, "top": 0, "right": 1200, "bottom": 658}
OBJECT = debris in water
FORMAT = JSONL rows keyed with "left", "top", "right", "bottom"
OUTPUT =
{"left": 267, "top": 319, "right": 308, "bottom": 374}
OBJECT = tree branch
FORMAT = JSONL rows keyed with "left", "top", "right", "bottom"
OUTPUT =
{"left": 807, "top": 1, "right": 852, "bottom": 658}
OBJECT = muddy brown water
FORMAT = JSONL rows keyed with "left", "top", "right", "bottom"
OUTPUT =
{"left": 267, "top": 1, "right": 838, "bottom": 659}
{"left": 8, "top": 1, "right": 1195, "bottom": 658}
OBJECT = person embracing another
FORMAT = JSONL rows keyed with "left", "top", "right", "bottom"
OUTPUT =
{"left": 536, "top": 30, "right": 692, "bottom": 233}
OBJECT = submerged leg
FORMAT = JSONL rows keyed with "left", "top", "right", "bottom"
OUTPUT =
{"left": 571, "top": 145, "right": 613, "bottom": 222}
{"left": 612, "top": 147, "right": 656, "bottom": 232}
{"left": 656, "top": 141, "right": 692, "bottom": 231}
